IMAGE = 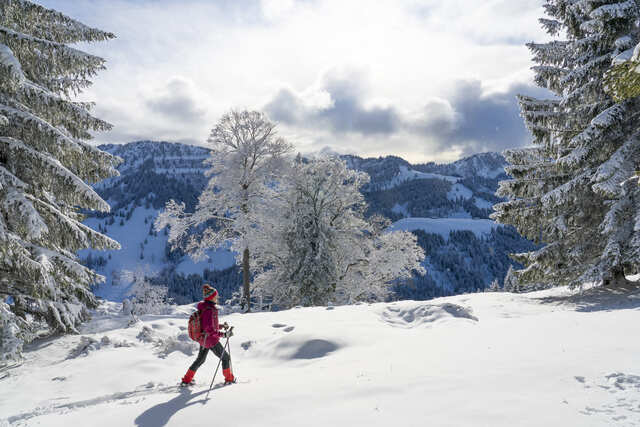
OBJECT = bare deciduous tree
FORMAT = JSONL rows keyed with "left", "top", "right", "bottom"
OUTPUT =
{"left": 156, "top": 110, "right": 293, "bottom": 311}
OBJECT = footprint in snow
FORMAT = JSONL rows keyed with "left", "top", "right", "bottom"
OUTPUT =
{"left": 575, "top": 373, "right": 640, "bottom": 423}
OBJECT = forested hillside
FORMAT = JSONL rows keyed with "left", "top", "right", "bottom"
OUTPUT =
{"left": 80, "top": 142, "right": 535, "bottom": 304}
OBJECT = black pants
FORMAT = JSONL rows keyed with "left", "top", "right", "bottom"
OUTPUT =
{"left": 190, "top": 342, "right": 230, "bottom": 371}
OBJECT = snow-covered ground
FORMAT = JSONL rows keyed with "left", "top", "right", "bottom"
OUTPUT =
{"left": 389, "top": 217, "right": 499, "bottom": 239}
{"left": 2, "top": 284, "right": 640, "bottom": 426}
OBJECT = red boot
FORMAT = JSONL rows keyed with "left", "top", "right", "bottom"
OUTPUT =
{"left": 223, "top": 368, "right": 235, "bottom": 384}
{"left": 181, "top": 369, "right": 196, "bottom": 385}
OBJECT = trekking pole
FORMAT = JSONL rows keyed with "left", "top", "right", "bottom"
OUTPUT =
{"left": 228, "top": 334, "right": 233, "bottom": 375}
{"left": 206, "top": 337, "right": 229, "bottom": 399}
{"left": 206, "top": 327, "right": 233, "bottom": 399}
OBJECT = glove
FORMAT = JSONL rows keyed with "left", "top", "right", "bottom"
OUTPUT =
{"left": 220, "top": 322, "right": 229, "bottom": 330}
{"left": 222, "top": 328, "right": 234, "bottom": 338}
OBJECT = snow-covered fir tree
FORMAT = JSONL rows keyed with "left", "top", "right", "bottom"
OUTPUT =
{"left": 502, "top": 264, "right": 520, "bottom": 292}
{"left": 156, "top": 110, "right": 293, "bottom": 311}
{"left": 250, "top": 156, "right": 425, "bottom": 308}
{"left": 0, "top": 0, "right": 120, "bottom": 357}
{"left": 605, "top": 40, "right": 640, "bottom": 188}
{"left": 493, "top": 0, "right": 640, "bottom": 288}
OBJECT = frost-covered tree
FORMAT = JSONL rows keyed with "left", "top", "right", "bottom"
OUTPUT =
{"left": 487, "top": 279, "right": 501, "bottom": 292}
{"left": 123, "top": 270, "right": 171, "bottom": 316}
{"left": 156, "top": 110, "right": 293, "bottom": 311}
{"left": 0, "top": 0, "right": 120, "bottom": 351}
{"left": 250, "top": 156, "right": 425, "bottom": 308}
{"left": 0, "top": 301, "right": 26, "bottom": 361}
{"left": 493, "top": 0, "right": 640, "bottom": 288}
{"left": 502, "top": 265, "right": 521, "bottom": 292}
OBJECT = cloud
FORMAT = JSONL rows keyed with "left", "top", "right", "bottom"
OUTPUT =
{"left": 265, "top": 70, "right": 553, "bottom": 159}
{"left": 415, "top": 80, "right": 553, "bottom": 156}
{"left": 145, "top": 77, "right": 206, "bottom": 123}
{"left": 36, "top": 0, "right": 552, "bottom": 162}
{"left": 265, "top": 68, "right": 400, "bottom": 136}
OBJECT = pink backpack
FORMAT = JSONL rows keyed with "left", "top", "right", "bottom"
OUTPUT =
{"left": 188, "top": 310, "right": 201, "bottom": 342}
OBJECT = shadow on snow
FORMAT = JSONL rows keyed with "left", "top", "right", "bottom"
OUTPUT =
{"left": 533, "top": 281, "right": 640, "bottom": 313}
{"left": 135, "top": 387, "right": 217, "bottom": 427}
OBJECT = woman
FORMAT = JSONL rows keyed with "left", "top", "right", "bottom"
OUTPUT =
{"left": 181, "top": 284, "right": 235, "bottom": 385}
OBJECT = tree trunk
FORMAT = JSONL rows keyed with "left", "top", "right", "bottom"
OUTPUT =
{"left": 243, "top": 247, "right": 251, "bottom": 312}
{"left": 603, "top": 267, "right": 630, "bottom": 288}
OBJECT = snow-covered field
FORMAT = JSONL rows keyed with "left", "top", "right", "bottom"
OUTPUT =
{"left": 2, "top": 284, "right": 640, "bottom": 427}
{"left": 389, "top": 217, "right": 499, "bottom": 238}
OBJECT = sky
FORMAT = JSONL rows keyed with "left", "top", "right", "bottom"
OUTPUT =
{"left": 38, "top": 0, "right": 553, "bottom": 163}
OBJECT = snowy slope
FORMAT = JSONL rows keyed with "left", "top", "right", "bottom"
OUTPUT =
{"left": 79, "top": 206, "right": 236, "bottom": 301}
{"left": 79, "top": 141, "right": 238, "bottom": 301}
{"left": 381, "top": 165, "right": 459, "bottom": 189}
{"left": 388, "top": 218, "right": 499, "bottom": 239}
{"left": 2, "top": 284, "right": 640, "bottom": 426}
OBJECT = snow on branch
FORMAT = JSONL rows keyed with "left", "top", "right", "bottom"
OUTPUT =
{"left": 0, "top": 137, "right": 110, "bottom": 212}
{"left": 0, "top": 0, "right": 115, "bottom": 44}
{"left": 590, "top": 0, "right": 638, "bottom": 21}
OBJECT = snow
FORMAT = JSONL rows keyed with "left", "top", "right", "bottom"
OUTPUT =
{"left": 474, "top": 197, "right": 494, "bottom": 210}
{"left": 390, "top": 202, "right": 409, "bottom": 217}
{"left": 384, "top": 165, "right": 459, "bottom": 189}
{"left": 389, "top": 217, "right": 499, "bottom": 239}
{"left": 153, "top": 168, "right": 206, "bottom": 174}
{"left": 613, "top": 47, "right": 634, "bottom": 65}
{"left": 0, "top": 43, "right": 25, "bottom": 83}
{"left": 2, "top": 284, "right": 640, "bottom": 426}
{"left": 447, "top": 183, "right": 473, "bottom": 200}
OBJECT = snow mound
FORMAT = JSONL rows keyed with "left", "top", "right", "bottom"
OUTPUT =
{"left": 155, "top": 333, "right": 197, "bottom": 358}
{"left": 67, "top": 335, "right": 133, "bottom": 359}
{"left": 380, "top": 302, "right": 478, "bottom": 328}
{"left": 136, "top": 325, "right": 197, "bottom": 357}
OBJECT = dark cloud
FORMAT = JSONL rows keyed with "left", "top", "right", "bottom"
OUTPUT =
{"left": 145, "top": 78, "right": 206, "bottom": 123}
{"left": 266, "top": 72, "right": 553, "bottom": 157}
{"left": 265, "top": 70, "right": 400, "bottom": 136}
{"left": 417, "top": 80, "right": 553, "bottom": 156}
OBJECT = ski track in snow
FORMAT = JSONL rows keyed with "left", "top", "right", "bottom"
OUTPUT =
{"left": 5, "top": 383, "right": 172, "bottom": 425}
{"left": 3, "top": 381, "right": 242, "bottom": 426}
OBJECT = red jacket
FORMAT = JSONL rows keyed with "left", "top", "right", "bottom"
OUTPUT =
{"left": 196, "top": 300, "right": 222, "bottom": 348}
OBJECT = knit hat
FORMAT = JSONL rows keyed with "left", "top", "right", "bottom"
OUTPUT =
{"left": 203, "top": 284, "right": 218, "bottom": 301}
